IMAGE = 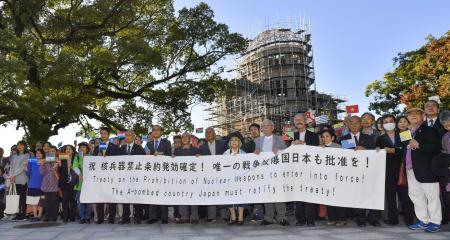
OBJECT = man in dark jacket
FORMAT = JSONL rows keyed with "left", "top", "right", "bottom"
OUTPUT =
{"left": 425, "top": 100, "right": 446, "bottom": 138}
{"left": 93, "top": 127, "right": 121, "bottom": 224}
{"left": 292, "top": 113, "right": 320, "bottom": 227}
{"left": 340, "top": 116, "right": 378, "bottom": 227}
{"left": 199, "top": 127, "right": 226, "bottom": 222}
{"left": 119, "top": 130, "right": 146, "bottom": 224}
{"left": 145, "top": 125, "right": 172, "bottom": 224}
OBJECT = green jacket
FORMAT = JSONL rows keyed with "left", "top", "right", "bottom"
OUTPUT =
{"left": 72, "top": 154, "right": 84, "bottom": 191}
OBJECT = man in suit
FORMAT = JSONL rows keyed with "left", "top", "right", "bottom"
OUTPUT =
{"left": 244, "top": 123, "right": 260, "bottom": 153}
{"left": 199, "top": 127, "right": 226, "bottom": 222}
{"left": 93, "top": 127, "right": 121, "bottom": 224}
{"left": 242, "top": 123, "right": 265, "bottom": 222}
{"left": 340, "top": 116, "right": 378, "bottom": 227}
{"left": 145, "top": 125, "right": 171, "bottom": 224}
{"left": 425, "top": 100, "right": 446, "bottom": 138}
{"left": 424, "top": 100, "right": 449, "bottom": 224}
{"left": 405, "top": 108, "right": 442, "bottom": 233}
{"left": 292, "top": 113, "right": 320, "bottom": 227}
{"left": 119, "top": 130, "right": 146, "bottom": 224}
{"left": 255, "top": 119, "right": 289, "bottom": 226}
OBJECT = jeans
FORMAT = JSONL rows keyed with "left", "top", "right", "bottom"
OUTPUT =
{"left": 76, "top": 191, "right": 92, "bottom": 220}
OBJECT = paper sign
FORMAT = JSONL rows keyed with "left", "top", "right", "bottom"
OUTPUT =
{"left": 400, "top": 130, "right": 412, "bottom": 142}
{"left": 341, "top": 139, "right": 356, "bottom": 149}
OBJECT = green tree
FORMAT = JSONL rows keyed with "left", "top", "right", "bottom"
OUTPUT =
{"left": 0, "top": 0, "right": 246, "bottom": 144}
{"left": 365, "top": 31, "right": 449, "bottom": 115}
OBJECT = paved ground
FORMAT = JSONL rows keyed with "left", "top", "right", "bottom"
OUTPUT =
{"left": 1, "top": 217, "right": 450, "bottom": 240}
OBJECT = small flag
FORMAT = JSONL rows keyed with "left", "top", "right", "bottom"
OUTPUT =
{"left": 58, "top": 153, "right": 70, "bottom": 161}
{"left": 400, "top": 130, "right": 412, "bottom": 142}
{"left": 307, "top": 127, "right": 316, "bottom": 133}
{"left": 315, "top": 115, "right": 329, "bottom": 124}
{"left": 141, "top": 135, "right": 148, "bottom": 142}
{"left": 282, "top": 124, "right": 294, "bottom": 141}
{"left": 117, "top": 131, "right": 126, "bottom": 139}
{"left": 332, "top": 122, "right": 345, "bottom": 131}
{"left": 109, "top": 138, "right": 115, "bottom": 143}
{"left": 89, "top": 131, "right": 96, "bottom": 139}
{"left": 28, "top": 157, "right": 38, "bottom": 163}
{"left": 57, "top": 142, "right": 63, "bottom": 148}
{"left": 341, "top": 129, "right": 350, "bottom": 136}
{"left": 100, "top": 142, "right": 107, "bottom": 151}
{"left": 305, "top": 111, "right": 315, "bottom": 123}
{"left": 345, "top": 105, "right": 359, "bottom": 114}
{"left": 341, "top": 139, "right": 356, "bottom": 149}
{"left": 45, "top": 155, "right": 56, "bottom": 162}
{"left": 195, "top": 128, "right": 204, "bottom": 134}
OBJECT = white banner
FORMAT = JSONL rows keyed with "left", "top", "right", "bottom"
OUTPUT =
{"left": 81, "top": 145, "right": 386, "bottom": 210}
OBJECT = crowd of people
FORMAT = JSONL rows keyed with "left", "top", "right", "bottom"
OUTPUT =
{"left": 0, "top": 100, "right": 448, "bottom": 233}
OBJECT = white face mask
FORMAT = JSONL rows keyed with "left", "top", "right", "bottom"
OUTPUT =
{"left": 383, "top": 123, "right": 396, "bottom": 131}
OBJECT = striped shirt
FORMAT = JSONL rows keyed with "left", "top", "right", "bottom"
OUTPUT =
{"left": 40, "top": 163, "right": 59, "bottom": 192}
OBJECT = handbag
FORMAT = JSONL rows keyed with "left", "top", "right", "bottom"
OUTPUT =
{"left": 67, "top": 168, "right": 79, "bottom": 186}
{"left": 397, "top": 162, "right": 407, "bottom": 187}
{"left": 4, "top": 184, "right": 20, "bottom": 215}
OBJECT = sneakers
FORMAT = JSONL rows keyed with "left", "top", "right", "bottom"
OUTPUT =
{"left": 424, "top": 222, "right": 441, "bottom": 233}
{"left": 11, "top": 216, "right": 26, "bottom": 222}
{"left": 409, "top": 221, "right": 428, "bottom": 230}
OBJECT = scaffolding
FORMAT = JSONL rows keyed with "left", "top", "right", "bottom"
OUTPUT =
{"left": 206, "top": 22, "right": 346, "bottom": 136}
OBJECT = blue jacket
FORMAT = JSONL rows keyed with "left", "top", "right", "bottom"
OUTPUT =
{"left": 27, "top": 161, "right": 44, "bottom": 189}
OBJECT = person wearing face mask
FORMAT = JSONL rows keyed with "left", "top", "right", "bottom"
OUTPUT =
{"left": 376, "top": 115, "right": 415, "bottom": 226}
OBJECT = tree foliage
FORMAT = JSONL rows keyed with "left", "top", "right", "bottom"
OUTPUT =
{"left": 365, "top": 31, "right": 449, "bottom": 115}
{"left": 0, "top": 0, "right": 247, "bottom": 143}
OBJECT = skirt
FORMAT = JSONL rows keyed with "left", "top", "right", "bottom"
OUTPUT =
{"left": 26, "top": 196, "right": 41, "bottom": 205}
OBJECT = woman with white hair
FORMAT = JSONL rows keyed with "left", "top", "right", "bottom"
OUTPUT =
{"left": 223, "top": 132, "right": 247, "bottom": 225}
